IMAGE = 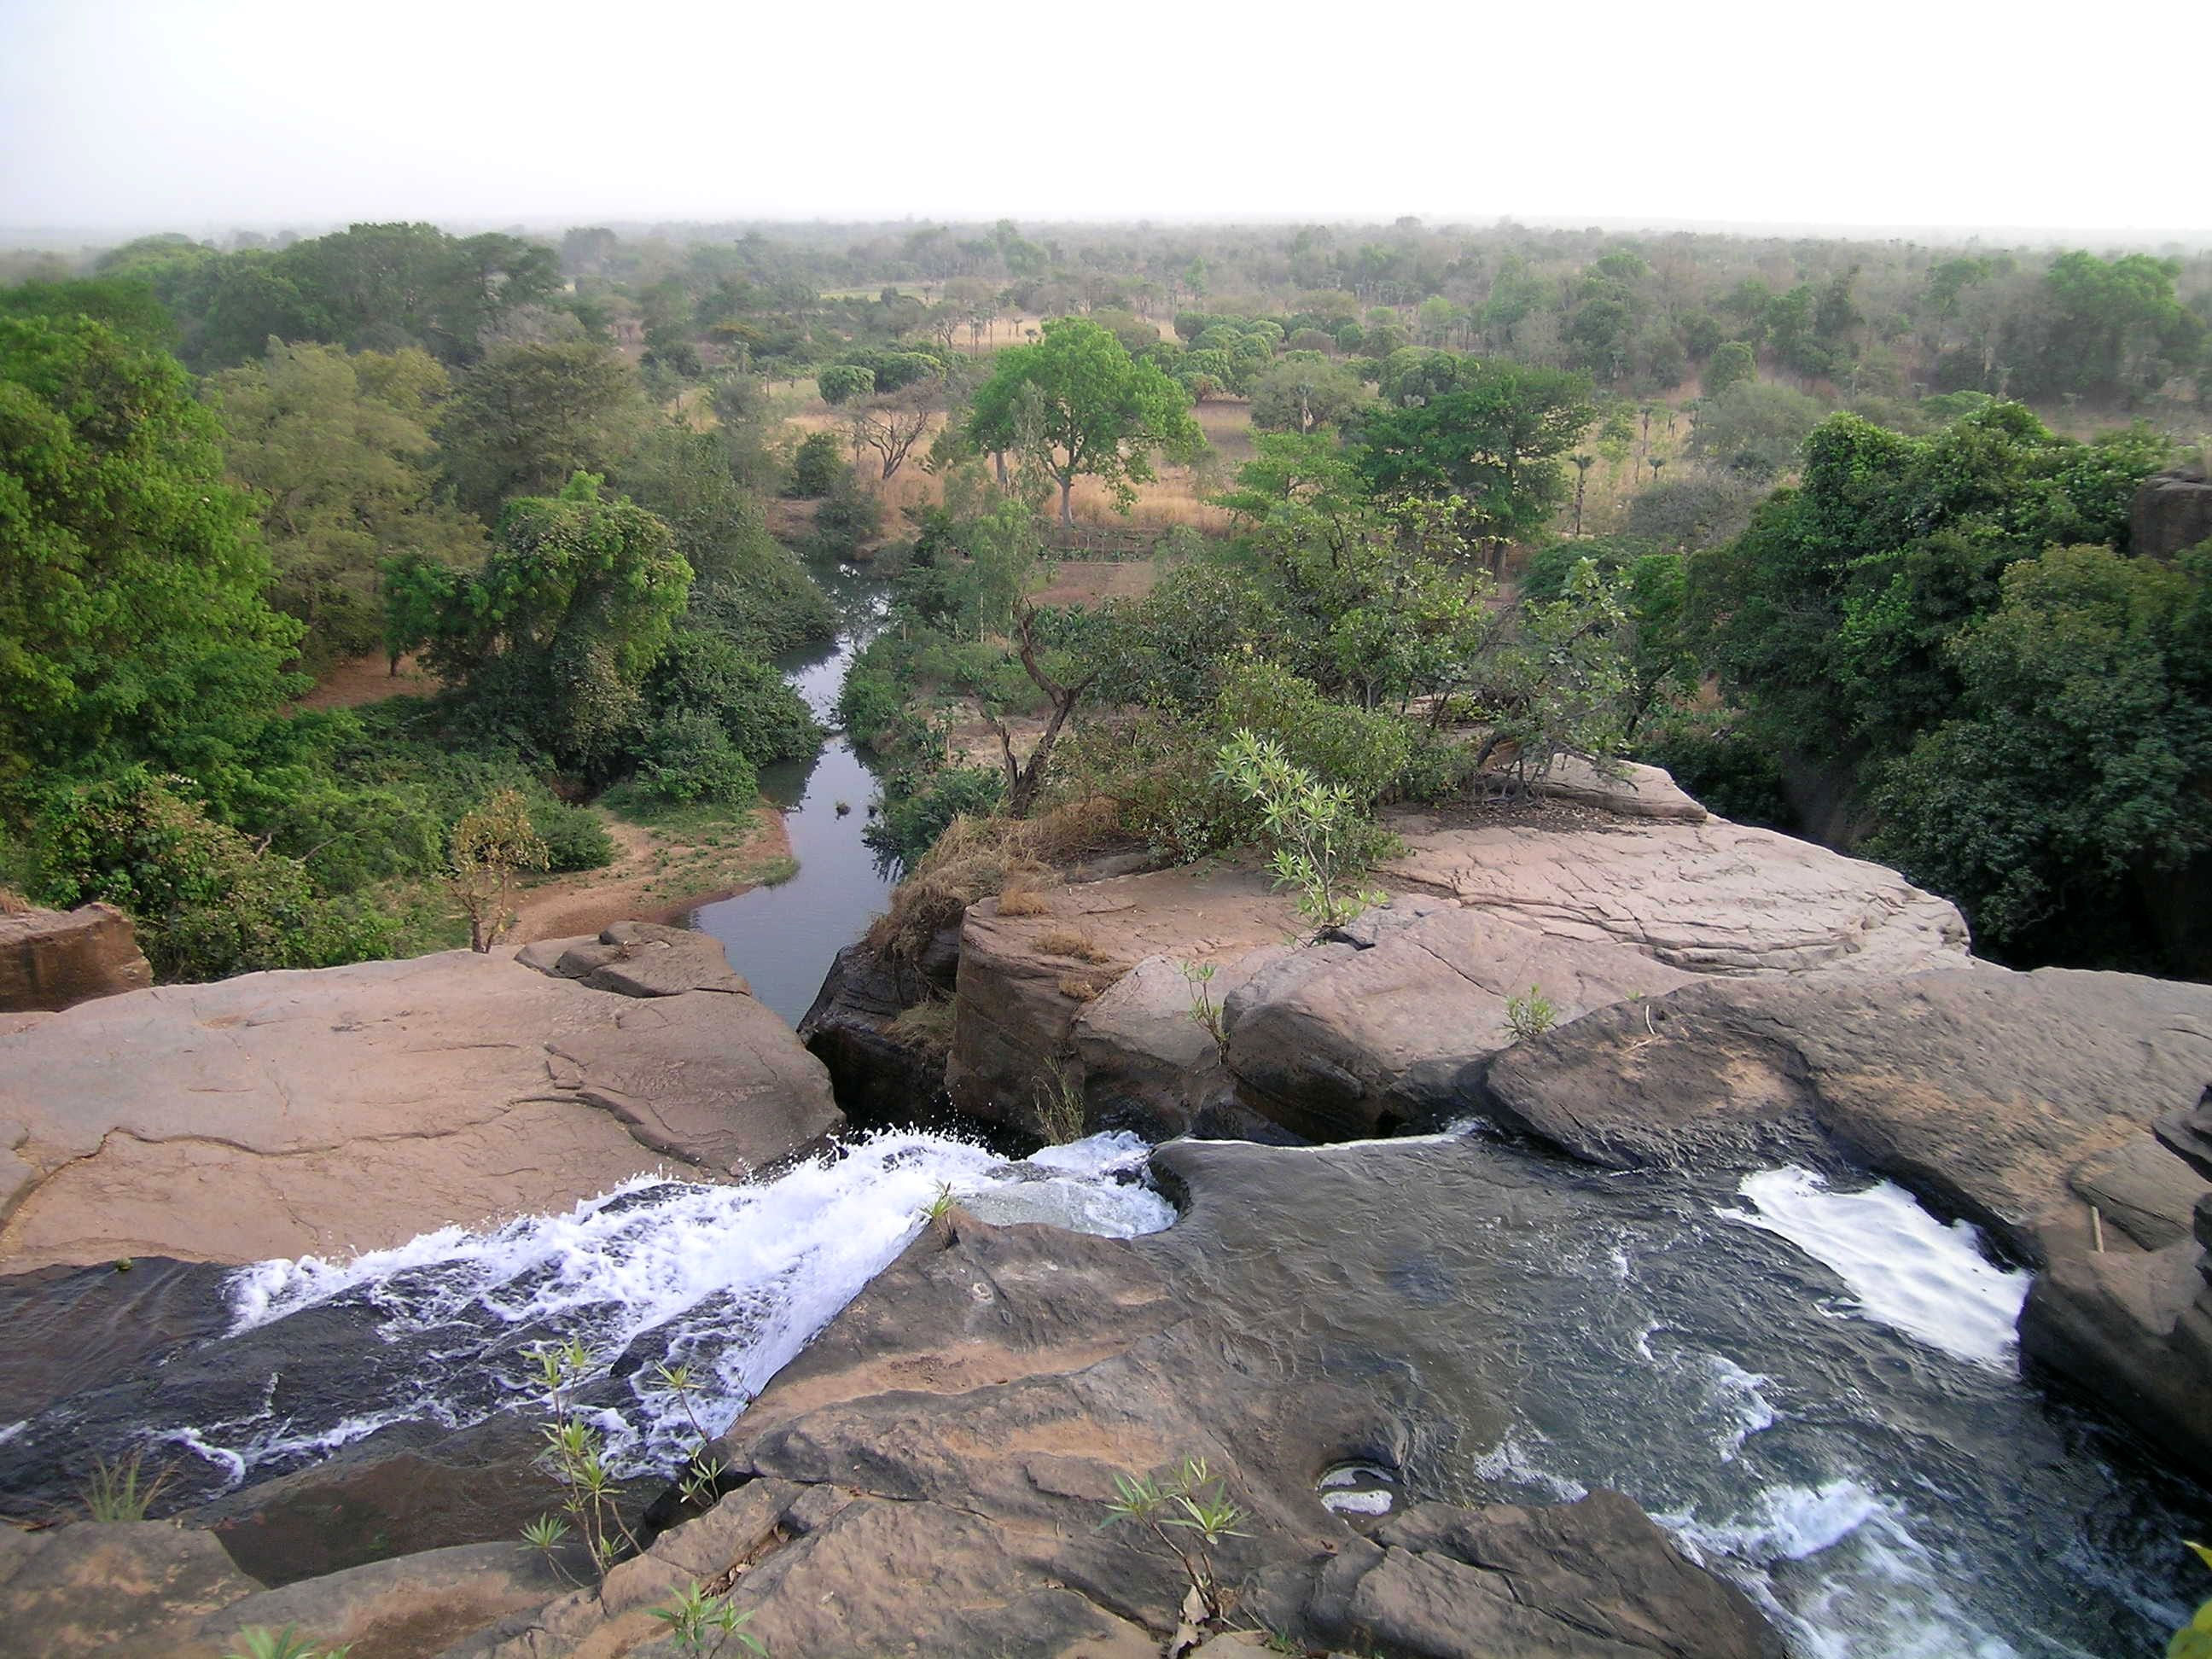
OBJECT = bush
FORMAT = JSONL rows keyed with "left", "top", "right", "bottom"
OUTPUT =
{"left": 1213, "top": 658, "right": 1411, "bottom": 807}
{"left": 529, "top": 800, "right": 615, "bottom": 871}
{"left": 635, "top": 711, "right": 760, "bottom": 806}
{"left": 647, "top": 631, "right": 819, "bottom": 764}
{"left": 810, "top": 468, "right": 883, "bottom": 558}
{"left": 32, "top": 768, "right": 390, "bottom": 981}
{"left": 870, "top": 765, "right": 1004, "bottom": 864}
{"left": 787, "top": 431, "right": 844, "bottom": 497}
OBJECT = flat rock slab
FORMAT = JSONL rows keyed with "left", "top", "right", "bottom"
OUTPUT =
{"left": 1382, "top": 813, "right": 1972, "bottom": 976}
{"left": 0, "top": 942, "right": 841, "bottom": 1272}
{"left": 1225, "top": 904, "right": 1699, "bottom": 1140}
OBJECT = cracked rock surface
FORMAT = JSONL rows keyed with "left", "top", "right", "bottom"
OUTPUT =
{"left": 0, "top": 928, "right": 841, "bottom": 1272}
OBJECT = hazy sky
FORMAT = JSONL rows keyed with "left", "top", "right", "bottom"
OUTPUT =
{"left": 3, "top": 0, "right": 2203, "bottom": 239}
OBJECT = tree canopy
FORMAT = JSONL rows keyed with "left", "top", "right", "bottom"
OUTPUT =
{"left": 966, "top": 317, "right": 1202, "bottom": 523}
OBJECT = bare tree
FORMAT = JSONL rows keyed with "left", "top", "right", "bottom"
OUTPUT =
{"left": 845, "top": 379, "right": 946, "bottom": 481}
{"left": 986, "top": 606, "right": 1096, "bottom": 817}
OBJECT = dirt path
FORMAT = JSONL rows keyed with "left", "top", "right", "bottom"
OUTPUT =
{"left": 508, "top": 806, "right": 795, "bottom": 944}
{"left": 294, "top": 652, "right": 440, "bottom": 710}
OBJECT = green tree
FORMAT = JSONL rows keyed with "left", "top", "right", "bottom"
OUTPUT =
{"left": 966, "top": 318, "right": 1203, "bottom": 524}
{"left": 1352, "top": 362, "right": 1596, "bottom": 566}
{"left": 439, "top": 340, "right": 643, "bottom": 518}
{"left": 393, "top": 473, "right": 692, "bottom": 770}
{"left": 447, "top": 787, "right": 550, "bottom": 952}
{"left": 0, "top": 311, "right": 302, "bottom": 800}
{"left": 1685, "top": 380, "right": 1825, "bottom": 480}
{"left": 209, "top": 340, "right": 486, "bottom": 665}
{"left": 1248, "top": 354, "right": 1367, "bottom": 434}
{"left": 1704, "top": 340, "right": 1757, "bottom": 399}
{"left": 1871, "top": 543, "right": 2211, "bottom": 969}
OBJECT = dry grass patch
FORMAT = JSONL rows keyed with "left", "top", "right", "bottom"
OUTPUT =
{"left": 996, "top": 883, "right": 1055, "bottom": 918}
{"left": 864, "top": 797, "right": 1124, "bottom": 968}
{"left": 1033, "top": 928, "right": 1113, "bottom": 964}
{"left": 0, "top": 888, "right": 30, "bottom": 916}
{"left": 887, "top": 995, "right": 958, "bottom": 1060}
{"left": 1057, "top": 973, "right": 1110, "bottom": 1002}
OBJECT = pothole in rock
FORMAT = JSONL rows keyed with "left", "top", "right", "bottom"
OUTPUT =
{"left": 1317, "top": 1462, "right": 1399, "bottom": 1516}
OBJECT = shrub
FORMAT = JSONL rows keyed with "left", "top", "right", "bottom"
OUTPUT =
{"left": 787, "top": 430, "right": 844, "bottom": 497}
{"left": 1217, "top": 731, "right": 1391, "bottom": 936}
{"left": 530, "top": 801, "right": 616, "bottom": 872}
{"left": 810, "top": 467, "right": 883, "bottom": 558}
{"left": 32, "top": 769, "right": 391, "bottom": 981}
{"left": 871, "top": 765, "right": 1004, "bottom": 864}
{"left": 635, "top": 712, "right": 760, "bottom": 807}
{"left": 648, "top": 631, "right": 819, "bottom": 764}
{"left": 1213, "top": 658, "right": 1411, "bottom": 807}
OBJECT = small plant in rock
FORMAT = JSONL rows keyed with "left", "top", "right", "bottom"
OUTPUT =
{"left": 1033, "top": 1057, "right": 1088, "bottom": 1144}
{"left": 80, "top": 1447, "right": 169, "bottom": 1521}
{"left": 919, "top": 1179, "right": 958, "bottom": 1233}
{"left": 224, "top": 1629, "right": 353, "bottom": 1659}
{"left": 1180, "top": 960, "right": 1227, "bottom": 1057}
{"left": 525, "top": 1338, "right": 641, "bottom": 1588}
{"left": 1098, "top": 1454, "right": 1250, "bottom": 1624}
{"left": 1216, "top": 731, "right": 1387, "bottom": 939}
{"left": 650, "top": 1580, "right": 767, "bottom": 1656}
{"left": 1505, "top": 986, "right": 1557, "bottom": 1041}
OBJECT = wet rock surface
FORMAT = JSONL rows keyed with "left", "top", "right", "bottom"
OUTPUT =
{"left": 447, "top": 1138, "right": 1780, "bottom": 1659}
{"left": 1474, "top": 964, "right": 2212, "bottom": 1482}
{"left": 0, "top": 935, "right": 841, "bottom": 1272}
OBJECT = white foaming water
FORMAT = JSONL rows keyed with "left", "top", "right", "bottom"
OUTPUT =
{"left": 1467, "top": 1429, "right": 1591, "bottom": 1503}
{"left": 1724, "top": 1168, "right": 2030, "bottom": 1371}
{"left": 206, "top": 1131, "right": 1172, "bottom": 1479}
{"left": 1660, "top": 1481, "right": 2023, "bottom": 1659}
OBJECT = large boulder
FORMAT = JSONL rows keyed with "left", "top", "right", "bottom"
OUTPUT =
{"left": 935, "top": 781, "right": 1975, "bottom": 1144}
{"left": 2132, "top": 468, "right": 2212, "bottom": 560}
{"left": 0, "top": 902, "right": 151, "bottom": 1014}
{"left": 946, "top": 864, "right": 1299, "bottom": 1133}
{"left": 0, "top": 936, "right": 841, "bottom": 1273}
{"left": 1223, "top": 902, "right": 1698, "bottom": 1141}
{"left": 795, "top": 937, "right": 954, "bottom": 1126}
{"left": 1470, "top": 965, "right": 2212, "bottom": 1482}
{"left": 1382, "top": 811, "right": 1970, "bottom": 977}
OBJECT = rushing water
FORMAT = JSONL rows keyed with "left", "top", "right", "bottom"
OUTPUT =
{"left": 0, "top": 1126, "right": 2198, "bottom": 1655}
{"left": 691, "top": 554, "right": 897, "bottom": 1025}
{"left": 0, "top": 1132, "right": 1171, "bottom": 1514}
{"left": 1326, "top": 1142, "right": 2204, "bottom": 1659}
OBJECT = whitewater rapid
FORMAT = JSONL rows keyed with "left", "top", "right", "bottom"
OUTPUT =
{"left": 195, "top": 1130, "right": 1170, "bottom": 1478}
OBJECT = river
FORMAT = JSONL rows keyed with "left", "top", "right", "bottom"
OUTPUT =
{"left": 689, "top": 553, "right": 897, "bottom": 1025}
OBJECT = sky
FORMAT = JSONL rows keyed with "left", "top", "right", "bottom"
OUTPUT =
{"left": 3, "top": 0, "right": 2204, "bottom": 242}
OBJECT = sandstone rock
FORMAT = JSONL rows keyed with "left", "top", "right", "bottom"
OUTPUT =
{"left": 181, "top": 1541, "right": 568, "bottom": 1659}
{"left": 1382, "top": 812, "right": 1971, "bottom": 977}
{"left": 517, "top": 921, "right": 752, "bottom": 998}
{"left": 2132, "top": 468, "right": 2212, "bottom": 561}
{"left": 1536, "top": 755, "right": 1709, "bottom": 822}
{"left": 796, "top": 939, "right": 953, "bottom": 1126}
{"left": 1473, "top": 964, "right": 2212, "bottom": 1481}
{"left": 1069, "top": 950, "right": 1278, "bottom": 1137}
{"left": 0, "top": 1522, "right": 261, "bottom": 1658}
{"left": 1224, "top": 905, "right": 1697, "bottom": 1140}
{"left": 0, "top": 903, "right": 151, "bottom": 1014}
{"left": 0, "top": 940, "right": 841, "bottom": 1272}
{"left": 947, "top": 865, "right": 1299, "bottom": 1132}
